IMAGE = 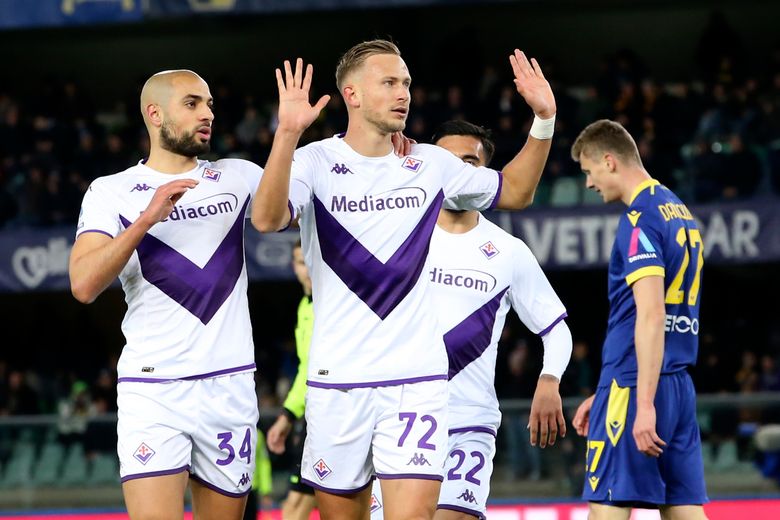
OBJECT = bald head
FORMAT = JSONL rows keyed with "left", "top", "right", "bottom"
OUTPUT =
{"left": 140, "top": 70, "right": 206, "bottom": 125}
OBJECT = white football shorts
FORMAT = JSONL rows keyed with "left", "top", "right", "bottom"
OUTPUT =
{"left": 117, "top": 372, "right": 259, "bottom": 497}
{"left": 301, "top": 379, "right": 448, "bottom": 493}
{"left": 437, "top": 430, "right": 496, "bottom": 520}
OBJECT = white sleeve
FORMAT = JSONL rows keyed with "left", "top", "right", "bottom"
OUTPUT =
{"left": 506, "top": 239, "right": 571, "bottom": 380}
{"left": 240, "top": 160, "right": 264, "bottom": 219}
{"left": 540, "top": 320, "right": 573, "bottom": 380}
{"left": 507, "top": 240, "right": 567, "bottom": 335}
{"left": 287, "top": 148, "right": 315, "bottom": 226}
{"left": 76, "top": 180, "right": 121, "bottom": 239}
{"left": 438, "top": 147, "right": 502, "bottom": 211}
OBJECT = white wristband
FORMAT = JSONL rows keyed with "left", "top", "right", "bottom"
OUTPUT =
{"left": 529, "top": 114, "right": 556, "bottom": 140}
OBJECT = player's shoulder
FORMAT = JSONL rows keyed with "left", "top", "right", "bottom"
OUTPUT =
{"left": 478, "top": 217, "right": 536, "bottom": 258}
{"left": 88, "top": 162, "right": 144, "bottom": 190}
{"left": 410, "top": 142, "right": 453, "bottom": 160}
{"left": 625, "top": 182, "right": 686, "bottom": 229}
{"left": 208, "top": 157, "right": 263, "bottom": 175}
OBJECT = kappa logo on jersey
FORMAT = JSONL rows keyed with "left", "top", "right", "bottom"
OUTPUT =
{"left": 406, "top": 453, "right": 431, "bottom": 466}
{"left": 130, "top": 183, "right": 155, "bottom": 192}
{"left": 369, "top": 493, "right": 382, "bottom": 513}
{"left": 627, "top": 227, "right": 657, "bottom": 262}
{"left": 330, "top": 163, "right": 353, "bottom": 174}
{"left": 238, "top": 473, "right": 251, "bottom": 487}
{"left": 202, "top": 168, "right": 221, "bottom": 182}
{"left": 313, "top": 459, "right": 332, "bottom": 480}
{"left": 402, "top": 156, "right": 423, "bottom": 172}
{"left": 457, "top": 489, "right": 478, "bottom": 504}
{"left": 479, "top": 241, "right": 499, "bottom": 259}
{"left": 133, "top": 442, "right": 155, "bottom": 465}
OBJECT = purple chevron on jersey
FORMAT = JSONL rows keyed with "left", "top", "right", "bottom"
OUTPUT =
{"left": 444, "top": 287, "right": 508, "bottom": 379}
{"left": 313, "top": 190, "right": 444, "bottom": 319}
{"left": 118, "top": 197, "right": 249, "bottom": 325}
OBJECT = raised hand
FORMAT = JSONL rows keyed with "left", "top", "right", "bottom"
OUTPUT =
{"left": 276, "top": 58, "right": 331, "bottom": 135}
{"left": 509, "top": 50, "right": 556, "bottom": 119}
{"left": 139, "top": 178, "right": 198, "bottom": 226}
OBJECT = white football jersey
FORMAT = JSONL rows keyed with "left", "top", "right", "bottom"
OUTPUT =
{"left": 76, "top": 158, "right": 263, "bottom": 382}
{"left": 288, "top": 137, "right": 501, "bottom": 387}
{"left": 428, "top": 215, "right": 567, "bottom": 433}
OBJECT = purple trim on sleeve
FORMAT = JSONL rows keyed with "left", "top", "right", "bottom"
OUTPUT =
{"left": 189, "top": 472, "right": 252, "bottom": 498}
{"left": 448, "top": 426, "right": 497, "bottom": 437}
{"left": 538, "top": 312, "right": 568, "bottom": 337}
{"left": 306, "top": 373, "right": 447, "bottom": 389}
{"left": 300, "top": 477, "right": 373, "bottom": 495}
{"left": 437, "top": 503, "right": 486, "bottom": 520}
{"left": 120, "top": 464, "right": 190, "bottom": 483}
{"left": 279, "top": 200, "right": 295, "bottom": 232}
{"left": 117, "top": 363, "right": 256, "bottom": 383}
{"left": 77, "top": 229, "right": 114, "bottom": 239}
{"left": 375, "top": 472, "right": 444, "bottom": 482}
{"left": 488, "top": 171, "right": 503, "bottom": 210}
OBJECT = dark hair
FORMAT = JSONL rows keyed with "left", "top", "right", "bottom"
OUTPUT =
{"left": 335, "top": 39, "right": 401, "bottom": 90}
{"left": 571, "top": 119, "right": 642, "bottom": 166}
{"left": 431, "top": 120, "right": 495, "bottom": 165}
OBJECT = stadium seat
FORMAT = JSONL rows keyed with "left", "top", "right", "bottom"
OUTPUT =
{"left": 712, "top": 439, "right": 739, "bottom": 471}
{"left": 58, "top": 443, "right": 89, "bottom": 487}
{"left": 31, "top": 441, "right": 66, "bottom": 487}
{"left": 0, "top": 440, "right": 35, "bottom": 488}
{"left": 549, "top": 177, "right": 581, "bottom": 206}
{"left": 86, "top": 452, "right": 119, "bottom": 485}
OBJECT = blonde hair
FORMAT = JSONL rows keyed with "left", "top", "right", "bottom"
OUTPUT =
{"left": 571, "top": 119, "right": 643, "bottom": 166}
{"left": 335, "top": 39, "right": 401, "bottom": 90}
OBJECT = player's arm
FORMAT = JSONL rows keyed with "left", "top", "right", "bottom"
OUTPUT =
{"left": 529, "top": 320, "right": 573, "bottom": 448}
{"left": 251, "top": 58, "right": 329, "bottom": 232}
{"left": 69, "top": 179, "right": 197, "bottom": 304}
{"left": 495, "top": 50, "right": 556, "bottom": 210}
{"left": 632, "top": 274, "right": 668, "bottom": 457}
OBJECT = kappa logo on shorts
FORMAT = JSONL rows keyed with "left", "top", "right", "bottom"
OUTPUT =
{"left": 479, "top": 241, "right": 499, "bottom": 259}
{"left": 238, "top": 473, "right": 251, "bottom": 487}
{"left": 406, "top": 452, "right": 431, "bottom": 466}
{"left": 402, "top": 156, "right": 423, "bottom": 172}
{"left": 202, "top": 168, "right": 221, "bottom": 182}
{"left": 457, "top": 489, "right": 478, "bottom": 504}
{"left": 370, "top": 493, "right": 382, "bottom": 513}
{"left": 133, "top": 442, "right": 155, "bottom": 465}
{"left": 313, "top": 459, "right": 332, "bottom": 480}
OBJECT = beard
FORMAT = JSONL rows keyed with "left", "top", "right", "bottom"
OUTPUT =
{"left": 364, "top": 109, "right": 406, "bottom": 134}
{"left": 160, "top": 120, "right": 210, "bottom": 157}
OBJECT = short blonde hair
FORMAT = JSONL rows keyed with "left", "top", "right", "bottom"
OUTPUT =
{"left": 571, "top": 119, "right": 643, "bottom": 166}
{"left": 335, "top": 39, "right": 401, "bottom": 90}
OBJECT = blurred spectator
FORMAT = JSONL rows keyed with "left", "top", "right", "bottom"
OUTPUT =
{"left": 57, "top": 380, "right": 97, "bottom": 446}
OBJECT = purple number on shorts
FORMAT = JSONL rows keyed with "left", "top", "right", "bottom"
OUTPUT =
{"left": 216, "top": 432, "right": 235, "bottom": 466}
{"left": 465, "top": 450, "right": 485, "bottom": 485}
{"left": 417, "top": 415, "right": 437, "bottom": 450}
{"left": 238, "top": 427, "right": 252, "bottom": 463}
{"left": 398, "top": 412, "right": 417, "bottom": 447}
{"left": 447, "top": 449, "right": 466, "bottom": 480}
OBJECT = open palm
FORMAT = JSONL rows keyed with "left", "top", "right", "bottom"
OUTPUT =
{"left": 276, "top": 58, "right": 331, "bottom": 134}
{"left": 509, "top": 50, "right": 556, "bottom": 119}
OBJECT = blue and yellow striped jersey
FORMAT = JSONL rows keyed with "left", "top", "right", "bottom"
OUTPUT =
{"left": 599, "top": 179, "right": 703, "bottom": 387}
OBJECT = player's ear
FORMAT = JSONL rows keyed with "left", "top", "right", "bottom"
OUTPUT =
{"left": 604, "top": 153, "right": 617, "bottom": 173}
{"left": 342, "top": 85, "right": 360, "bottom": 109}
{"left": 145, "top": 103, "right": 164, "bottom": 128}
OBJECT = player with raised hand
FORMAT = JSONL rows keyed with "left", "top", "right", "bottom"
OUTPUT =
{"left": 253, "top": 40, "right": 556, "bottom": 520}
